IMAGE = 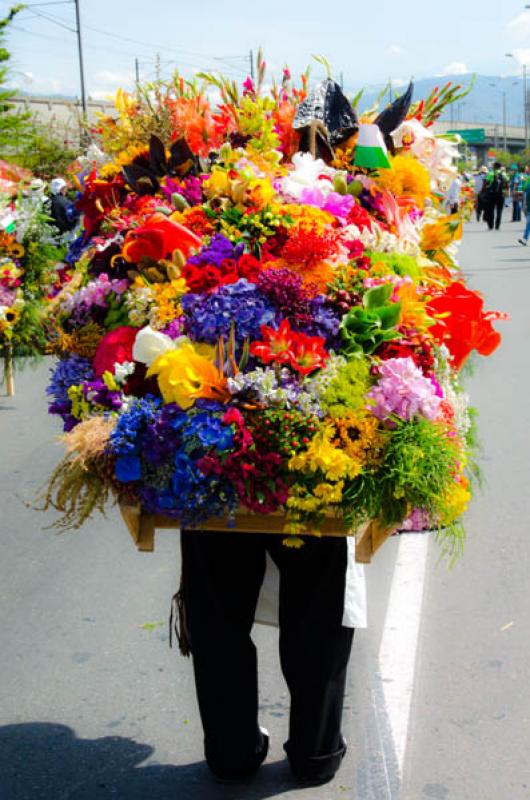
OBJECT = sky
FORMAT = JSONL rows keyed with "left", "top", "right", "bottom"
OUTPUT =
{"left": 3, "top": 0, "right": 530, "bottom": 100}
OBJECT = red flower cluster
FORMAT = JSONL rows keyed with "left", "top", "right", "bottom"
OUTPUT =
{"left": 347, "top": 202, "right": 374, "bottom": 231}
{"left": 198, "top": 408, "right": 289, "bottom": 514}
{"left": 250, "top": 318, "right": 329, "bottom": 375}
{"left": 426, "top": 281, "right": 508, "bottom": 370}
{"left": 182, "top": 253, "right": 261, "bottom": 293}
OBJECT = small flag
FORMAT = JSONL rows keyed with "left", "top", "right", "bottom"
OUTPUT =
{"left": 354, "top": 124, "right": 391, "bottom": 170}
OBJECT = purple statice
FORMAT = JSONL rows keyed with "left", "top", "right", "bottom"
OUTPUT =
{"left": 47, "top": 355, "right": 94, "bottom": 430}
{"left": 181, "top": 278, "right": 275, "bottom": 343}
{"left": 60, "top": 273, "right": 129, "bottom": 327}
{"left": 81, "top": 378, "right": 123, "bottom": 412}
{"left": 257, "top": 267, "right": 310, "bottom": 318}
{"left": 187, "top": 233, "right": 244, "bottom": 268}
{"left": 0, "top": 286, "right": 15, "bottom": 306}
{"left": 161, "top": 316, "right": 186, "bottom": 339}
{"left": 366, "top": 357, "right": 442, "bottom": 423}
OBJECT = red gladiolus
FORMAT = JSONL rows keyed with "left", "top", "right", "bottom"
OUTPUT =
{"left": 93, "top": 326, "right": 138, "bottom": 376}
{"left": 426, "top": 281, "right": 508, "bottom": 370}
{"left": 121, "top": 213, "right": 201, "bottom": 264}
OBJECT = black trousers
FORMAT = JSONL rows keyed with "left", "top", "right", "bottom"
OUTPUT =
{"left": 483, "top": 196, "right": 505, "bottom": 229}
{"left": 181, "top": 530, "right": 354, "bottom": 780}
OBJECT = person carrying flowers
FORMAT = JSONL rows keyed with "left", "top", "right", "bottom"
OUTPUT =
{"left": 42, "top": 61, "right": 506, "bottom": 787}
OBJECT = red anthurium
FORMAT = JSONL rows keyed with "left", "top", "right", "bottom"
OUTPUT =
{"left": 426, "top": 281, "right": 508, "bottom": 370}
{"left": 122, "top": 213, "right": 201, "bottom": 264}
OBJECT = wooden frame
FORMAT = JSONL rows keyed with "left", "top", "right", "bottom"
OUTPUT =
{"left": 119, "top": 503, "right": 398, "bottom": 564}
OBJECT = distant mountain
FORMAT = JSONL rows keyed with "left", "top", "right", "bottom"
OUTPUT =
{"left": 10, "top": 74, "right": 528, "bottom": 128}
{"left": 354, "top": 74, "right": 527, "bottom": 128}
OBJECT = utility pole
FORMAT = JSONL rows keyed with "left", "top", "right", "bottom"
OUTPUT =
{"left": 74, "top": 0, "right": 87, "bottom": 117}
{"left": 135, "top": 57, "right": 140, "bottom": 85}
{"left": 249, "top": 49, "right": 254, "bottom": 81}
{"left": 520, "top": 63, "right": 528, "bottom": 151}
{"left": 502, "top": 91, "right": 507, "bottom": 151}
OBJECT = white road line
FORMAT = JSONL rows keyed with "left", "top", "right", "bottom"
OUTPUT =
{"left": 377, "top": 533, "right": 429, "bottom": 779}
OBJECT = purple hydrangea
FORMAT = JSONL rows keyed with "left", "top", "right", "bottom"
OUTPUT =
{"left": 366, "top": 357, "right": 442, "bottom": 422}
{"left": 181, "top": 278, "right": 275, "bottom": 343}
{"left": 294, "top": 295, "right": 341, "bottom": 350}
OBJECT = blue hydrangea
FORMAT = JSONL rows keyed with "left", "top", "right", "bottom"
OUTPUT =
{"left": 181, "top": 278, "right": 275, "bottom": 343}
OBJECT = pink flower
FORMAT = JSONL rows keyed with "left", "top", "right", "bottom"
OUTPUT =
{"left": 366, "top": 357, "right": 442, "bottom": 422}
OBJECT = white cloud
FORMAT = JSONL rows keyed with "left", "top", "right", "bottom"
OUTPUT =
{"left": 20, "top": 72, "right": 62, "bottom": 94}
{"left": 390, "top": 77, "right": 408, "bottom": 88}
{"left": 508, "top": 48, "right": 530, "bottom": 67}
{"left": 95, "top": 70, "right": 135, "bottom": 87}
{"left": 88, "top": 90, "right": 117, "bottom": 102}
{"left": 439, "top": 62, "right": 469, "bottom": 76}
{"left": 506, "top": 11, "right": 530, "bottom": 42}
{"left": 385, "top": 44, "right": 404, "bottom": 57}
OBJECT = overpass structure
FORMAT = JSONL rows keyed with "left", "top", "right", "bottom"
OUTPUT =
{"left": 433, "top": 120, "right": 527, "bottom": 162}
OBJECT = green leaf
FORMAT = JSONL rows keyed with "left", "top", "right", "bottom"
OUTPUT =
{"left": 364, "top": 283, "right": 392, "bottom": 310}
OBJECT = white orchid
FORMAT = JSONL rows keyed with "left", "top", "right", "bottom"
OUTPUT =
{"left": 281, "top": 152, "right": 337, "bottom": 200}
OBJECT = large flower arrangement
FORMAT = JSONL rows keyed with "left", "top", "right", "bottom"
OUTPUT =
{"left": 43, "top": 62, "right": 506, "bottom": 557}
{"left": 0, "top": 178, "right": 62, "bottom": 370}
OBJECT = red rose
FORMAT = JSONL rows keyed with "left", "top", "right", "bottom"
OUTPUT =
{"left": 93, "top": 326, "right": 138, "bottom": 376}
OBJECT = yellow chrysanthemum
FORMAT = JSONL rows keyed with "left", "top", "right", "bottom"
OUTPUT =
{"left": 376, "top": 154, "right": 431, "bottom": 208}
{"left": 149, "top": 278, "right": 188, "bottom": 328}
{"left": 279, "top": 203, "right": 335, "bottom": 232}
{"left": 289, "top": 423, "right": 361, "bottom": 481}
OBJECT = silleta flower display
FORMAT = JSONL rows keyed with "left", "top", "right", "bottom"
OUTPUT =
{"left": 43, "top": 60, "right": 507, "bottom": 558}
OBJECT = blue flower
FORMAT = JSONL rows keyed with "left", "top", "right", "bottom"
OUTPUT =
{"left": 115, "top": 455, "right": 142, "bottom": 482}
{"left": 182, "top": 278, "right": 275, "bottom": 343}
{"left": 186, "top": 412, "right": 233, "bottom": 450}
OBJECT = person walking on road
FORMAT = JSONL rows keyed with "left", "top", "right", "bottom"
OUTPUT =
{"left": 517, "top": 169, "right": 530, "bottom": 245}
{"left": 473, "top": 165, "right": 488, "bottom": 221}
{"left": 445, "top": 175, "right": 462, "bottom": 215}
{"left": 481, "top": 162, "right": 508, "bottom": 230}
{"left": 49, "top": 177, "right": 79, "bottom": 237}
{"left": 510, "top": 165, "right": 523, "bottom": 222}
{"left": 179, "top": 529, "right": 360, "bottom": 785}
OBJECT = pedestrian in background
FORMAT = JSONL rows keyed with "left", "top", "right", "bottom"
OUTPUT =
{"left": 482, "top": 162, "right": 508, "bottom": 230}
{"left": 445, "top": 175, "right": 462, "bottom": 215}
{"left": 517, "top": 167, "right": 530, "bottom": 245}
{"left": 510, "top": 164, "right": 523, "bottom": 222}
{"left": 473, "top": 165, "right": 488, "bottom": 221}
{"left": 49, "top": 177, "right": 79, "bottom": 237}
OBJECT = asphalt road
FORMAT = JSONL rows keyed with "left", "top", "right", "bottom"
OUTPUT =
{"left": 1, "top": 217, "right": 529, "bottom": 800}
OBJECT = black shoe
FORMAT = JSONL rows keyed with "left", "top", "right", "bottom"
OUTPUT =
{"left": 209, "top": 727, "right": 269, "bottom": 783}
{"left": 519, "top": 239, "right": 527, "bottom": 246}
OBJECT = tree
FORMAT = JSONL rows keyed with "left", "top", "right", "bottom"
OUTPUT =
{"left": 0, "top": 5, "right": 32, "bottom": 157}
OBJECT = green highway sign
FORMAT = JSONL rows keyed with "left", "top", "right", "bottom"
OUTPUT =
{"left": 447, "top": 128, "right": 485, "bottom": 144}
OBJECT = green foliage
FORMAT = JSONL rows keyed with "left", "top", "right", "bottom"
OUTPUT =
{"left": 343, "top": 417, "right": 461, "bottom": 529}
{"left": 369, "top": 251, "right": 422, "bottom": 280}
{"left": 14, "top": 125, "right": 77, "bottom": 179}
{"left": 340, "top": 283, "right": 402, "bottom": 355}
{"left": 0, "top": 6, "right": 32, "bottom": 157}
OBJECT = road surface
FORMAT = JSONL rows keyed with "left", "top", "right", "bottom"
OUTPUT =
{"left": 1, "top": 218, "right": 528, "bottom": 799}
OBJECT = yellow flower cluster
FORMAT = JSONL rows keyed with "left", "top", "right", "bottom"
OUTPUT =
{"left": 332, "top": 412, "right": 385, "bottom": 465}
{"left": 289, "top": 423, "right": 362, "bottom": 482}
{"left": 280, "top": 203, "right": 334, "bottom": 233}
{"left": 438, "top": 476, "right": 471, "bottom": 525}
{"left": 376, "top": 154, "right": 431, "bottom": 208}
{"left": 99, "top": 144, "right": 149, "bottom": 179}
{"left": 149, "top": 278, "right": 188, "bottom": 329}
